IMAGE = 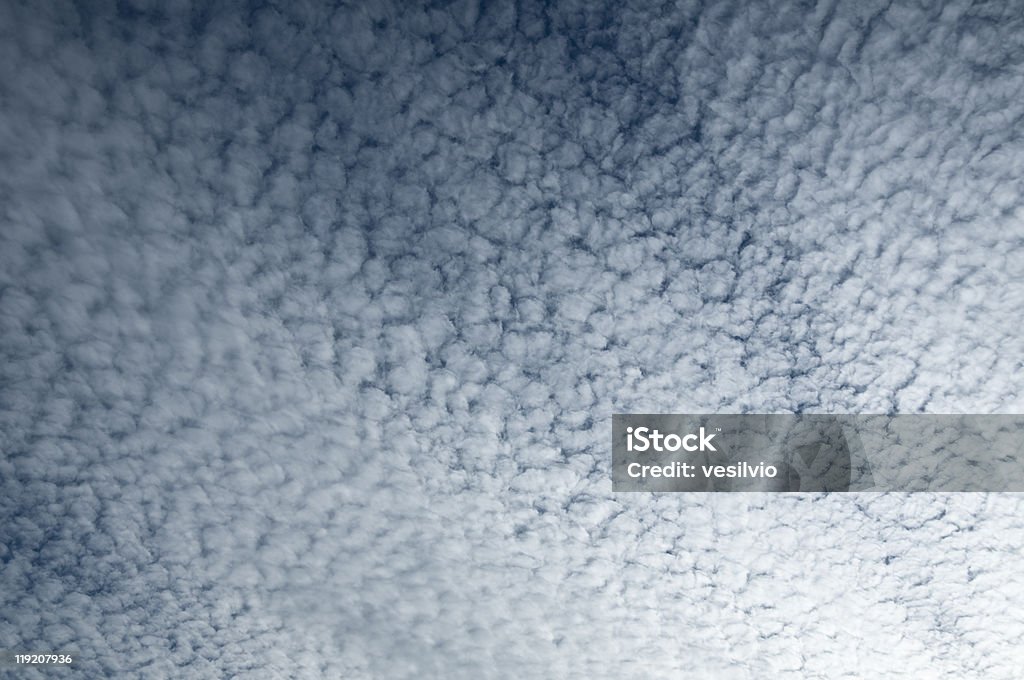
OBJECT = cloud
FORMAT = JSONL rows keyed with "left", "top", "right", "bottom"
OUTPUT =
{"left": 2, "top": 0, "right": 1024, "bottom": 677}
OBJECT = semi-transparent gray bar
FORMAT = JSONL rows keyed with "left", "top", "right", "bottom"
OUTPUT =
{"left": 612, "top": 415, "right": 1024, "bottom": 492}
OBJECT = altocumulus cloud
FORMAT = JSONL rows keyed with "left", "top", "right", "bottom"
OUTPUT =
{"left": 2, "top": 0, "right": 1024, "bottom": 677}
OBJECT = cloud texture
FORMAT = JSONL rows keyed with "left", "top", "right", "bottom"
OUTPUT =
{"left": 2, "top": 0, "right": 1024, "bottom": 677}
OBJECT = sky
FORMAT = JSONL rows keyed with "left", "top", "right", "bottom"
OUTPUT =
{"left": 2, "top": 0, "right": 1024, "bottom": 677}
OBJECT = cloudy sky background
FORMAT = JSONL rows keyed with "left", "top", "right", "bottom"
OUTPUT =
{"left": 2, "top": 0, "right": 1024, "bottom": 676}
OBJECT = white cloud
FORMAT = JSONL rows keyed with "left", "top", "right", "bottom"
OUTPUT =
{"left": 2, "top": 0, "right": 1024, "bottom": 677}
